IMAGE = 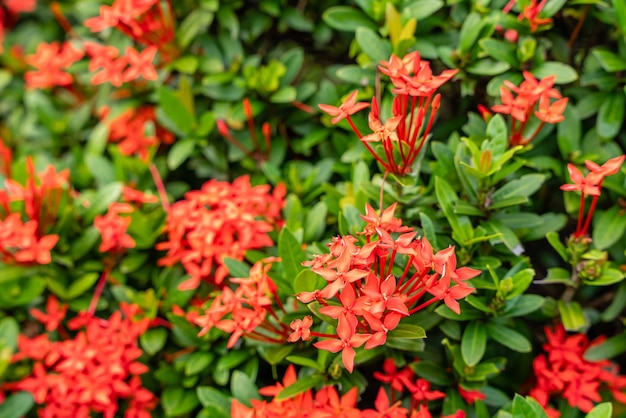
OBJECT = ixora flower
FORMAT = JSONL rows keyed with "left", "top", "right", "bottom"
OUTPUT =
{"left": 529, "top": 324, "right": 626, "bottom": 416}
{"left": 3, "top": 302, "right": 156, "bottom": 418}
{"left": 292, "top": 203, "right": 480, "bottom": 373}
{"left": 490, "top": 71, "right": 567, "bottom": 146}
{"left": 560, "top": 155, "right": 625, "bottom": 238}
{"left": 319, "top": 52, "right": 458, "bottom": 177}
{"left": 24, "top": 41, "right": 84, "bottom": 89}
{"left": 0, "top": 155, "right": 70, "bottom": 265}
{"left": 157, "top": 176, "right": 285, "bottom": 290}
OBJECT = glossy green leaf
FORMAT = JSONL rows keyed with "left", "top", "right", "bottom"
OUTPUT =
{"left": 388, "top": 324, "right": 427, "bottom": 339}
{"left": 356, "top": 27, "right": 391, "bottom": 63}
{"left": 0, "top": 392, "right": 35, "bottom": 418}
{"left": 196, "top": 387, "right": 230, "bottom": 417}
{"left": 323, "top": 6, "right": 377, "bottom": 32}
{"left": 592, "top": 49, "right": 626, "bottom": 72}
{"left": 185, "top": 352, "right": 214, "bottom": 376}
{"left": 458, "top": 12, "right": 484, "bottom": 53}
{"left": 597, "top": 92, "right": 625, "bottom": 139}
{"left": 262, "top": 344, "right": 295, "bottom": 366}
{"left": 162, "top": 387, "right": 199, "bottom": 417}
{"left": 613, "top": 0, "right": 626, "bottom": 35}
{"left": 278, "top": 227, "right": 306, "bottom": 287}
{"left": 466, "top": 59, "right": 510, "bottom": 76}
{"left": 592, "top": 206, "right": 626, "bottom": 250}
{"left": 584, "top": 333, "right": 626, "bottom": 361}
{"left": 512, "top": 394, "right": 548, "bottom": 418}
{"left": 158, "top": 86, "right": 196, "bottom": 135}
{"left": 276, "top": 374, "right": 324, "bottom": 401}
{"left": 401, "top": 0, "right": 444, "bottom": 21}
{"left": 480, "top": 39, "right": 519, "bottom": 67}
{"left": 585, "top": 402, "right": 613, "bottom": 418}
{"left": 140, "top": 328, "right": 168, "bottom": 356}
{"left": 293, "top": 269, "right": 326, "bottom": 294}
{"left": 223, "top": 257, "right": 251, "bottom": 279}
{"left": 231, "top": 371, "right": 260, "bottom": 407}
{"left": 286, "top": 355, "right": 322, "bottom": 370}
{"left": 491, "top": 174, "right": 545, "bottom": 202}
{"left": 557, "top": 104, "right": 581, "bottom": 159}
{"left": 601, "top": 281, "right": 626, "bottom": 322}
{"left": 532, "top": 62, "right": 578, "bottom": 84}
{"left": 558, "top": 300, "right": 587, "bottom": 331}
{"left": 501, "top": 295, "right": 544, "bottom": 318}
{"left": 167, "top": 138, "right": 196, "bottom": 170}
{"left": 434, "top": 177, "right": 473, "bottom": 245}
{"left": 486, "top": 322, "right": 532, "bottom": 353}
{"left": 461, "top": 321, "right": 487, "bottom": 367}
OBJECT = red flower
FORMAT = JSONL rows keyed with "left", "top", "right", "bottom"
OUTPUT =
{"left": 319, "top": 90, "right": 370, "bottom": 124}
{"left": 123, "top": 46, "right": 158, "bottom": 82}
{"left": 288, "top": 316, "right": 313, "bottom": 342}
{"left": 29, "top": 295, "right": 68, "bottom": 332}
{"left": 24, "top": 42, "right": 83, "bottom": 89}
{"left": 94, "top": 202, "right": 136, "bottom": 253}
{"left": 314, "top": 314, "right": 370, "bottom": 373}
{"left": 3, "top": 304, "right": 156, "bottom": 417}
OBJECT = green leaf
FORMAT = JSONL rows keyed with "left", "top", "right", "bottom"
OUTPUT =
{"left": 419, "top": 212, "right": 438, "bottom": 249}
{"left": 592, "top": 48, "right": 626, "bottom": 72}
{"left": 276, "top": 374, "right": 324, "bottom": 401}
{"left": 293, "top": 269, "right": 326, "bottom": 294}
{"left": 558, "top": 300, "right": 587, "bottom": 331}
{"left": 486, "top": 322, "right": 532, "bottom": 353}
{"left": 585, "top": 402, "right": 613, "bottom": 418}
{"left": 262, "top": 344, "right": 295, "bottom": 366}
{"left": 196, "top": 387, "right": 230, "bottom": 417}
{"left": 223, "top": 257, "right": 251, "bottom": 279}
{"left": 501, "top": 295, "right": 544, "bottom": 318}
{"left": 185, "top": 352, "right": 214, "bottom": 376}
{"left": 557, "top": 105, "right": 582, "bottom": 159}
{"left": 67, "top": 272, "right": 99, "bottom": 299}
{"left": 167, "top": 138, "right": 196, "bottom": 170}
{"left": 231, "top": 370, "right": 260, "bottom": 407}
{"left": 0, "top": 392, "right": 35, "bottom": 418}
{"left": 356, "top": 27, "right": 391, "bottom": 63}
{"left": 278, "top": 228, "right": 306, "bottom": 287}
{"left": 484, "top": 220, "right": 524, "bottom": 256}
{"left": 532, "top": 62, "right": 578, "bottom": 84}
{"left": 286, "top": 355, "right": 322, "bottom": 370}
{"left": 83, "top": 182, "right": 124, "bottom": 222}
{"left": 434, "top": 177, "right": 473, "bottom": 245}
{"left": 546, "top": 231, "right": 568, "bottom": 262}
{"left": 401, "top": 0, "right": 444, "bottom": 21}
{"left": 140, "top": 328, "right": 168, "bottom": 356}
{"left": 597, "top": 92, "right": 625, "bottom": 139}
{"left": 461, "top": 321, "right": 487, "bottom": 367}
{"left": 322, "top": 6, "right": 377, "bottom": 32}
{"left": 281, "top": 47, "right": 305, "bottom": 85}
{"left": 466, "top": 59, "right": 510, "bottom": 76}
{"left": 480, "top": 39, "right": 518, "bottom": 67}
{"left": 584, "top": 333, "right": 626, "bottom": 361}
{"left": 304, "top": 201, "right": 328, "bottom": 242}
{"left": 491, "top": 174, "right": 545, "bottom": 202}
{"left": 583, "top": 268, "right": 625, "bottom": 286}
{"left": 601, "top": 281, "right": 626, "bottom": 322}
{"left": 592, "top": 206, "right": 626, "bottom": 250}
{"left": 158, "top": 86, "right": 196, "bottom": 135}
{"left": 435, "top": 303, "right": 483, "bottom": 320}
{"left": 614, "top": 0, "right": 626, "bottom": 35}
{"left": 162, "top": 387, "right": 200, "bottom": 417}
{"left": 270, "top": 86, "right": 297, "bottom": 103}
{"left": 507, "top": 269, "right": 535, "bottom": 299}
{"left": 387, "top": 324, "right": 427, "bottom": 339}
{"left": 458, "top": 12, "right": 484, "bottom": 53}
{"left": 414, "top": 361, "right": 454, "bottom": 385}
{"left": 512, "top": 394, "right": 549, "bottom": 418}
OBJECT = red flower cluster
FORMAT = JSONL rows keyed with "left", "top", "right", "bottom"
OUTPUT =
{"left": 24, "top": 41, "right": 84, "bottom": 89}
{"left": 192, "top": 257, "right": 290, "bottom": 348}
{"left": 320, "top": 52, "right": 458, "bottom": 176}
{"left": 4, "top": 301, "right": 156, "bottom": 418}
{"left": 102, "top": 105, "right": 174, "bottom": 161}
{"left": 293, "top": 203, "right": 480, "bottom": 373}
{"left": 94, "top": 202, "right": 136, "bottom": 253}
{"left": 491, "top": 71, "right": 568, "bottom": 146}
{"left": 0, "top": 155, "right": 69, "bottom": 265}
{"left": 232, "top": 364, "right": 465, "bottom": 418}
{"left": 85, "top": 42, "right": 158, "bottom": 87}
{"left": 157, "top": 176, "right": 285, "bottom": 290}
{"left": 560, "top": 155, "right": 625, "bottom": 238}
{"left": 529, "top": 324, "right": 626, "bottom": 416}
{"left": 85, "top": 0, "right": 176, "bottom": 62}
